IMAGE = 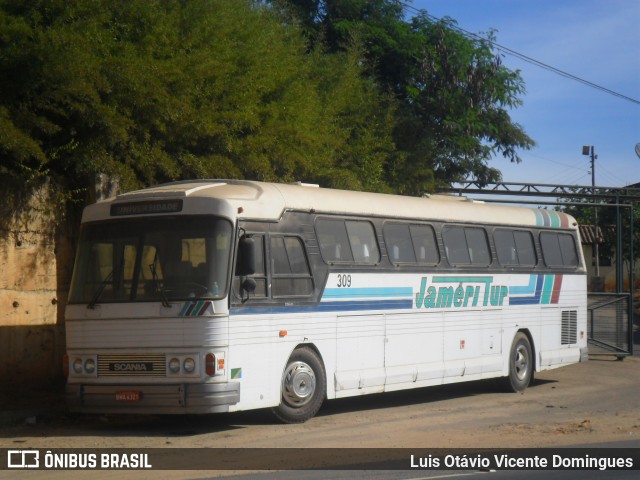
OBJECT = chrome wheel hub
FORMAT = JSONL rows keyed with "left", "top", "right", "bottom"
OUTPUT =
{"left": 514, "top": 344, "right": 529, "bottom": 381}
{"left": 282, "top": 361, "right": 316, "bottom": 407}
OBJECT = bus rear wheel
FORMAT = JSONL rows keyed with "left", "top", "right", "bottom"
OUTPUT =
{"left": 272, "top": 347, "right": 326, "bottom": 424}
{"left": 503, "top": 332, "right": 534, "bottom": 393}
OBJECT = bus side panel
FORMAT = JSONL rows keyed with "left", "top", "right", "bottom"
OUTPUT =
{"left": 335, "top": 313, "right": 385, "bottom": 392}
{"left": 537, "top": 274, "right": 587, "bottom": 370}
{"left": 385, "top": 311, "right": 445, "bottom": 386}
{"left": 227, "top": 311, "right": 338, "bottom": 412}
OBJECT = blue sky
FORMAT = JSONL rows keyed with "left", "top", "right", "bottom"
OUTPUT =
{"left": 409, "top": 0, "right": 640, "bottom": 189}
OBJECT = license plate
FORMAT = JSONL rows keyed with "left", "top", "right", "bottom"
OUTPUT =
{"left": 115, "top": 390, "right": 141, "bottom": 402}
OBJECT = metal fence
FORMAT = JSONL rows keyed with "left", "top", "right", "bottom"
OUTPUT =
{"left": 587, "top": 293, "right": 632, "bottom": 358}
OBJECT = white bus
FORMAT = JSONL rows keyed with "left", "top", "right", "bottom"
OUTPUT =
{"left": 65, "top": 180, "right": 588, "bottom": 423}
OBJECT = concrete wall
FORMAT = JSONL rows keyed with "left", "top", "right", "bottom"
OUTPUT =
{"left": 0, "top": 189, "right": 73, "bottom": 387}
{"left": 582, "top": 243, "right": 640, "bottom": 293}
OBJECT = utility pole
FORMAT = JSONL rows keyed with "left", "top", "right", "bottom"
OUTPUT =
{"left": 582, "top": 145, "right": 599, "bottom": 278}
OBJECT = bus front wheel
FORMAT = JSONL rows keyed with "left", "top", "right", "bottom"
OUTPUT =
{"left": 503, "top": 332, "right": 534, "bottom": 393}
{"left": 272, "top": 347, "right": 326, "bottom": 424}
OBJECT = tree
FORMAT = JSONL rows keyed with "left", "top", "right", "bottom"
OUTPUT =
{"left": 276, "top": 0, "right": 535, "bottom": 194}
{"left": 0, "top": 0, "right": 396, "bottom": 216}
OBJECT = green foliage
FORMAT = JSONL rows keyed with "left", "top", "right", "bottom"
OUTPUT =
{"left": 278, "top": 0, "right": 535, "bottom": 194}
{"left": 0, "top": 0, "right": 395, "bottom": 212}
{"left": 0, "top": 0, "right": 535, "bottom": 213}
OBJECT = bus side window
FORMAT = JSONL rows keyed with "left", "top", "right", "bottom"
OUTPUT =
{"left": 409, "top": 225, "right": 439, "bottom": 265}
{"left": 270, "top": 236, "right": 313, "bottom": 297}
{"left": 316, "top": 218, "right": 354, "bottom": 263}
{"left": 496, "top": 229, "right": 537, "bottom": 267}
{"left": 316, "top": 217, "right": 380, "bottom": 265}
{"left": 383, "top": 223, "right": 439, "bottom": 265}
{"left": 558, "top": 234, "right": 578, "bottom": 267}
{"left": 465, "top": 227, "right": 491, "bottom": 265}
{"left": 345, "top": 220, "right": 380, "bottom": 264}
{"left": 383, "top": 223, "right": 416, "bottom": 264}
{"left": 541, "top": 231, "right": 578, "bottom": 268}
{"left": 540, "top": 232, "right": 563, "bottom": 267}
{"left": 443, "top": 226, "right": 470, "bottom": 265}
{"left": 514, "top": 231, "right": 537, "bottom": 266}
{"left": 495, "top": 230, "right": 518, "bottom": 266}
{"left": 443, "top": 226, "right": 490, "bottom": 266}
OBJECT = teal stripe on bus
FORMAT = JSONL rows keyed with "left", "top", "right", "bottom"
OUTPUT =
{"left": 540, "top": 275, "right": 555, "bottom": 304}
{"left": 322, "top": 287, "right": 414, "bottom": 300}
{"left": 179, "top": 300, "right": 211, "bottom": 316}
{"left": 509, "top": 274, "right": 538, "bottom": 296}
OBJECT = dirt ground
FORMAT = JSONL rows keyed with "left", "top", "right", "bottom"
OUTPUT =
{"left": 1, "top": 355, "right": 639, "bottom": 448}
{"left": 1, "top": 355, "right": 639, "bottom": 478}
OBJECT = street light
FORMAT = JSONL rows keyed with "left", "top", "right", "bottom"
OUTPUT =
{"left": 582, "top": 145, "right": 599, "bottom": 279}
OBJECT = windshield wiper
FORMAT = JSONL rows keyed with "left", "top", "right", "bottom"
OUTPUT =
{"left": 149, "top": 262, "right": 171, "bottom": 308}
{"left": 87, "top": 270, "right": 113, "bottom": 309}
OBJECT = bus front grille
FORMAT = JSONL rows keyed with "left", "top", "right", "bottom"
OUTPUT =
{"left": 98, "top": 354, "right": 166, "bottom": 377}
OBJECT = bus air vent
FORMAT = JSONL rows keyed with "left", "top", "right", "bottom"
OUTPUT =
{"left": 561, "top": 310, "right": 578, "bottom": 345}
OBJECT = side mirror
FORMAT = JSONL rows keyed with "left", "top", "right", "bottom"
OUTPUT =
{"left": 237, "top": 235, "right": 257, "bottom": 276}
{"left": 241, "top": 278, "right": 257, "bottom": 293}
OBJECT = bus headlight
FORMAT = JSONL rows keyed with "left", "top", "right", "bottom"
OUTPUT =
{"left": 70, "top": 356, "right": 96, "bottom": 376}
{"left": 168, "top": 358, "right": 181, "bottom": 373}
{"left": 84, "top": 358, "right": 96, "bottom": 374}
{"left": 73, "top": 358, "right": 83, "bottom": 374}
{"left": 183, "top": 357, "right": 196, "bottom": 373}
{"left": 167, "top": 354, "right": 199, "bottom": 376}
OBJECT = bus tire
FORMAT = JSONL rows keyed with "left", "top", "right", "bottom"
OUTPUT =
{"left": 272, "top": 347, "right": 326, "bottom": 424}
{"left": 503, "top": 332, "right": 534, "bottom": 393}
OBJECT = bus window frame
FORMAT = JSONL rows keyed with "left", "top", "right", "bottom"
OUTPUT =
{"left": 315, "top": 216, "right": 381, "bottom": 266}
{"left": 539, "top": 230, "right": 580, "bottom": 269}
{"left": 442, "top": 224, "right": 492, "bottom": 268}
{"left": 494, "top": 228, "right": 538, "bottom": 268}
{"left": 383, "top": 221, "right": 440, "bottom": 267}
{"left": 270, "top": 235, "right": 315, "bottom": 298}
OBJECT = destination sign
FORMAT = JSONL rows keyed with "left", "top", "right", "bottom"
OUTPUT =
{"left": 110, "top": 200, "right": 183, "bottom": 216}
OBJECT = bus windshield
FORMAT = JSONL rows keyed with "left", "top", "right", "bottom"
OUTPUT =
{"left": 69, "top": 216, "right": 233, "bottom": 305}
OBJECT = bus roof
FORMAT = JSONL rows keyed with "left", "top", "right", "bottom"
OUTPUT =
{"left": 91, "top": 179, "right": 578, "bottom": 229}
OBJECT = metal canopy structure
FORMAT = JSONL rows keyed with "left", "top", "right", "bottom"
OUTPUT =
{"left": 443, "top": 181, "right": 640, "bottom": 201}
{"left": 439, "top": 180, "right": 638, "bottom": 357}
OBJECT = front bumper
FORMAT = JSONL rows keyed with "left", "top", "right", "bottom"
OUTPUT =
{"left": 66, "top": 382, "right": 240, "bottom": 414}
